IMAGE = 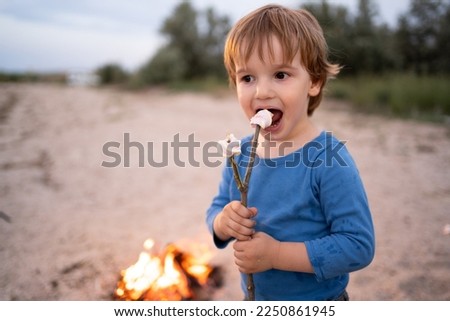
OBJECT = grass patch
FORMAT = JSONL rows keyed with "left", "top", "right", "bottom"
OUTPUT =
{"left": 125, "top": 76, "right": 232, "bottom": 96}
{"left": 327, "top": 74, "right": 450, "bottom": 123}
{"left": 0, "top": 71, "right": 66, "bottom": 83}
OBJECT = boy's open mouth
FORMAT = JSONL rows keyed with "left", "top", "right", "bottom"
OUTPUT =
{"left": 257, "top": 108, "right": 283, "bottom": 129}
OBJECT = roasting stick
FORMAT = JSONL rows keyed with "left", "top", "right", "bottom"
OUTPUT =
{"left": 225, "top": 110, "right": 273, "bottom": 301}
{"left": 219, "top": 110, "right": 273, "bottom": 300}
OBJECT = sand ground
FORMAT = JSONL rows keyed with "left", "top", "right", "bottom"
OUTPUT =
{"left": 0, "top": 83, "right": 449, "bottom": 300}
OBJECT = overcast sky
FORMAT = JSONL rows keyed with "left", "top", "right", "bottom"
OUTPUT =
{"left": 0, "top": 0, "right": 410, "bottom": 73}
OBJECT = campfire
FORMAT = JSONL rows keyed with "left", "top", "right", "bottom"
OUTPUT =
{"left": 114, "top": 239, "right": 222, "bottom": 301}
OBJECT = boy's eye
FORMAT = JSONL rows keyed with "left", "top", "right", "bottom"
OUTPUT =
{"left": 241, "top": 75, "right": 253, "bottom": 83}
{"left": 275, "top": 72, "right": 288, "bottom": 80}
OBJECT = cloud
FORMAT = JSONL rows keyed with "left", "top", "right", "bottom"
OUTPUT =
{"left": 0, "top": 0, "right": 181, "bottom": 72}
{"left": 0, "top": 13, "right": 163, "bottom": 72}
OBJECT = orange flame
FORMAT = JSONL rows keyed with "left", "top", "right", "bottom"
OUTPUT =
{"left": 114, "top": 239, "right": 214, "bottom": 301}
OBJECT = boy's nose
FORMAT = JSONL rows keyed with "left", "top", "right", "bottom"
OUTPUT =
{"left": 255, "top": 79, "right": 274, "bottom": 99}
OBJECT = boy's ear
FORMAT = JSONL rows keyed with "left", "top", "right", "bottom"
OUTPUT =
{"left": 308, "top": 80, "right": 322, "bottom": 97}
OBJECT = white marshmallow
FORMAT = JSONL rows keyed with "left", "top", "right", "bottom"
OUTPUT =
{"left": 218, "top": 133, "right": 241, "bottom": 158}
{"left": 250, "top": 109, "right": 273, "bottom": 129}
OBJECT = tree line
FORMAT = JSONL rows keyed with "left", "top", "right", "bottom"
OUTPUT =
{"left": 96, "top": 0, "right": 450, "bottom": 85}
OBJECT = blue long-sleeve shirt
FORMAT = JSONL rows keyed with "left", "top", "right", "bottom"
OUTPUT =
{"left": 206, "top": 131, "right": 375, "bottom": 300}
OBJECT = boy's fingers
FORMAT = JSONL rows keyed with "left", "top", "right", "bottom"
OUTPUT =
{"left": 230, "top": 201, "right": 257, "bottom": 218}
{"left": 233, "top": 240, "right": 246, "bottom": 251}
{"left": 249, "top": 207, "right": 258, "bottom": 217}
{"left": 230, "top": 201, "right": 249, "bottom": 217}
{"left": 228, "top": 220, "right": 254, "bottom": 239}
{"left": 233, "top": 215, "right": 256, "bottom": 228}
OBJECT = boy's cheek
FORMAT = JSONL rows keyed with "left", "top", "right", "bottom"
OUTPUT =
{"left": 236, "top": 96, "right": 253, "bottom": 117}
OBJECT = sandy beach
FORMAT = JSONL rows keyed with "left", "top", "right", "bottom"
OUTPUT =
{"left": 0, "top": 83, "right": 449, "bottom": 300}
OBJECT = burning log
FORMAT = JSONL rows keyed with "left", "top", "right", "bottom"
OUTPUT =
{"left": 114, "top": 239, "right": 222, "bottom": 301}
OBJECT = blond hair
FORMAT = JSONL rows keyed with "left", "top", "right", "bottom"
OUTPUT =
{"left": 224, "top": 4, "right": 340, "bottom": 115}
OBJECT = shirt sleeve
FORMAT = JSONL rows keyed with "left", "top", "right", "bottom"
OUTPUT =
{"left": 206, "top": 162, "right": 234, "bottom": 249}
{"left": 305, "top": 141, "right": 375, "bottom": 281}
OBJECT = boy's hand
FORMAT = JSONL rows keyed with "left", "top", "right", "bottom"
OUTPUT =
{"left": 233, "top": 232, "right": 280, "bottom": 273}
{"left": 213, "top": 201, "right": 257, "bottom": 241}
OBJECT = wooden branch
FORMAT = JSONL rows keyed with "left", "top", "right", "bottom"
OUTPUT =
{"left": 229, "top": 125, "right": 261, "bottom": 301}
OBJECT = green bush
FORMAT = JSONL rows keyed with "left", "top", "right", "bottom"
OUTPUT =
{"left": 96, "top": 63, "right": 128, "bottom": 85}
{"left": 135, "top": 46, "right": 187, "bottom": 86}
{"left": 327, "top": 74, "right": 450, "bottom": 122}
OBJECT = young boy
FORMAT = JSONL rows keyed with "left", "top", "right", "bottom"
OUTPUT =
{"left": 206, "top": 4, "right": 375, "bottom": 300}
